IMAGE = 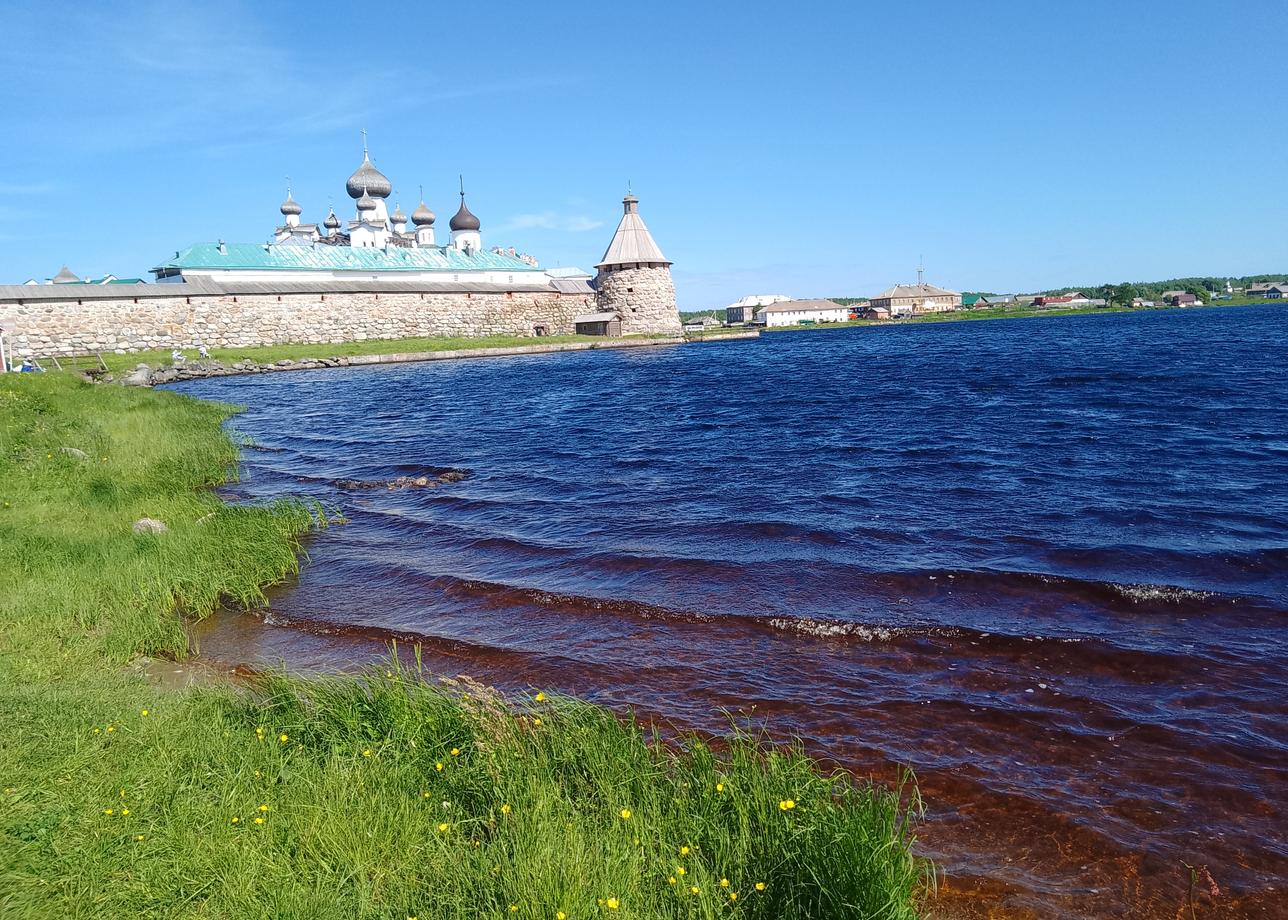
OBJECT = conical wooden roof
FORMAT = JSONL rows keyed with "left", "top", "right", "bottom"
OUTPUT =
{"left": 596, "top": 194, "right": 669, "bottom": 268}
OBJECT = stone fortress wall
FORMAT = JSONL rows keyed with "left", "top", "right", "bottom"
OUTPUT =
{"left": 596, "top": 266, "right": 682, "bottom": 337}
{"left": 0, "top": 287, "right": 603, "bottom": 358}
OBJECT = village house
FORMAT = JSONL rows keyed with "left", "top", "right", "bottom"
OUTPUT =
{"left": 1246, "top": 282, "right": 1282, "bottom": 298}
{"left": 724, "top": 294, "right": 791, "bottom": 324}
{"left": 754, "top": 299, "right": 849, "bottom": 327}
{"left": 868, "top": 282, "right": 961, "bottom": 315}
{"left": 1262, "top": 283, "right": 1288, "bottom": 299}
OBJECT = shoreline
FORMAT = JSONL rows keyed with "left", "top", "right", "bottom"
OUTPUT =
{"left": 0, "top": 371, "right": 923, "bottom": 919}
{"left": 93, "top": 331, "right": 760, "bottom": 386}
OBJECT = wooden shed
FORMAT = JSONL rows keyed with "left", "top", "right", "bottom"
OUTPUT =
{"left": 574, "top": 311, "right": 622, "bottom": 336}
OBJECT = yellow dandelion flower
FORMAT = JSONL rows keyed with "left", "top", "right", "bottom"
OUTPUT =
{"left": 532, "top": 717, "right": 542, "bottom": 727}
{"left": 755, "top": 882, "right": 766, "bottom": 891}
{"left": 557, "top": 913, "right": 566, "bottom": 920}
{"left": 619, "top": 808, "right": 632, "bottom": 819}
{"left": 720, "top": 878, "right": 729, "bottom": 888}
{"left": 422, "top": 791, "right": 431, "bottom": 799}
{"left": 715, "top": 782, "right": 725, "bottom": 793}
{"left": 436, "top": 762, "right": 444, "bottom": 771}
{"left": 729, "top": 892, "right": 738, "bottom": 901}
{"left": 135, "top": 834, "right": 145, "bottom": 841}
{"left": 500, "top": 803, "right": 511, "bottom": 815}
{"left": 106, "top": 725, "right": 115, "bottom": 733}
{"left": 254, "top": 816, "right": 264, "bottom": 825}
{"left": 689, "top": 886, "right": 700, "bottom": 894}
{"left": 103, "top": 808, "right": 114, "bottom": 815}
{"left": 668, "top": 876, "right": 677, "bottom": 885}
{"left": 677, "top": 867, "right": 686, "bottom": 876}
{"left": 535, "top": 692, "right": 546, "bottom": 702}
{"left": 141, "top": 709, "right": 149, "bottom": 717}
{"left": 279, "top": 733, "right": 289, "bottom": 743}
{"left": 509, "top": 906, "right": 517, "bottom": 913}
{"left": 606, "top": 897, "right": 619, "bottom": 909}
{"left": 258, "top": 804, "right": 268, "bottom": 812}
{"left": 779, "top": 799, "right": 796, "bottom": 811}
{"left": 680, "top": 845, "right": 690, "bottom": 855}
{"left": 120, "top": 808, "right": 129, "bottom": 816}
{"left": 437, "top": 822, "right": 449, "bottom": 833}
{"left": 231, "top": 816, "right": 240, "bottom": 824}
{"left": 450, "top": 748, "right": 460, "bottom": 756}
{"left": 363, "top": 749, "right": 373, "bottom": 757}
{"left": 93, "top": 728, "right": 100, "bottom": 734}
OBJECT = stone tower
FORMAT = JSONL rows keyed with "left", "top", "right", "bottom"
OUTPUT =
{"left": 595, "top": 193, "right": 681, "bottom": 336}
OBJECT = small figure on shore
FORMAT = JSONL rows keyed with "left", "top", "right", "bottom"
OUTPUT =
{"left": 18, "top": 358, "right": 43, "bottom": 373}
{"left": 197, "top": 345, "right": 210, "bottom": 360}
{"left": 171, "top": 349, "right": 187, "bottom": 364}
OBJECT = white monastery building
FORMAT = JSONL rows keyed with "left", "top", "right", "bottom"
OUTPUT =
{"left": 755, "top": 299, "right": 850, "bottom": 327}
{"left": 0, "top": 146, "right": 682, "bottom": 357}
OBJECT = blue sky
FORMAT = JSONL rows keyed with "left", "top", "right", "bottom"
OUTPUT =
{"left": 1, "top": 0, "right": 1284, "bottom": 307}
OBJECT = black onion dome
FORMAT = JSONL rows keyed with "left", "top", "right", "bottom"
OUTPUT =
{"left": 280, "top": 192, "right": 302, "bottom": 216}
{"left": 411, "top": 200, "right": 435, "bottom": 226}
{"left": 450, "top": 194, "right": 480, "bottom": 231}
{"left": 346, "top": 154, "right": 392, "bottom": 199}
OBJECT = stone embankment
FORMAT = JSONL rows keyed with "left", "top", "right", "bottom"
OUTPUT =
{"left": 116, "top": 336, "right": 691, "bottom": 386}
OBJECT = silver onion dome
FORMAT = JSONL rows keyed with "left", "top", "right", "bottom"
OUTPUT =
{"left": 391, "top": 203, "right": 407, "bottom": 224}
{"left": 280, "top": 192, "right": 302, "bottom": 216}
{"left": 356, "top": 188, "right": 377, "bottom": 212}
{"left": 450, "top": 193, "right": 481, "bottom": 231}
{"left": 323, "top": 209, "right": 340, "bottom": 229}
{"left": 411, "top": 200, "right": 435, "bottom": 226}
{"left": 346, "top": 153, "right": 391, "bottom": 199}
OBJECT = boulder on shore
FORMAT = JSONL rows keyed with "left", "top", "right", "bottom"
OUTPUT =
{"left": 132, "top": 517, "right": 168, "bottom": 535}
{"left": 122, "top": 364, "right": 151, "bottom": 387}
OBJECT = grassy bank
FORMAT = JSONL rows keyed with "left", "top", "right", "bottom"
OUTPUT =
{"left": 64, "top": 333, "right": 642, "bottom": 375}
{"left": 0, "top": 374, "right": 926, "bottom": 918}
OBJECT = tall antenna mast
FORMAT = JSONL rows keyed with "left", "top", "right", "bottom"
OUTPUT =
{"left": 361, "top": 128, "right": 368, "bottom": 157}
{"left": 917, "top": 255, "right": 924, "bottom": 286}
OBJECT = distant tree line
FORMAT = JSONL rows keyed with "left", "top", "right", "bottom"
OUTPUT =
{"left": 1044, "top": 274, "right": 1286, "bottom": 305}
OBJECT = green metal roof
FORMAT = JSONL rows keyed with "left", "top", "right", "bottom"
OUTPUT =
{"left": 152, "top": 242, "right": 542, "bottom": 274}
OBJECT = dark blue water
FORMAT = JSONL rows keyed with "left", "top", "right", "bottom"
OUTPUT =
{"left": 175, "top": 306, "right": 1288, "bottom": 919}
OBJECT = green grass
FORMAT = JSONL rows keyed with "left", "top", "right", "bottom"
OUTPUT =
{"left": 69, "top": 333, "right": 669, "bottom": 375}
{"left": 0, "top": 374, "right": 927, "bottom": 918}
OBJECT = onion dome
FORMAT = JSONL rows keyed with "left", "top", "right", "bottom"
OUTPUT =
{"left": 280, "top": 191, "right": 302, "bottom": 216}
{"left": 411, "top": 200, "right": 435, "bottom": 226}
{"left": 450, "top": 193, "right": 481, "bottom": 231}
{"left": 346, "top": 153, "right": 391, "bottom": 199}
{"left": 356, "top": 187, "right": 377, "bottom": 212}
{"left": 391, "top": 203, "right": 407, "bottom": 224}
{"left": 323, "top": 208, "right": 340, "bottom": 230}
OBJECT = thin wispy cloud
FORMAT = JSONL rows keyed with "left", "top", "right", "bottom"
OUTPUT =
{"left": 499, "top": 213, "right": 604, "bottom": 233}
{"left": 0, "top": 182, "right": 56, "bottom": 195}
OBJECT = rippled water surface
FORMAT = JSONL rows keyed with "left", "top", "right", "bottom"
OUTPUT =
{"left": 174, "top": 306, "right": 1288, "bottom": 919}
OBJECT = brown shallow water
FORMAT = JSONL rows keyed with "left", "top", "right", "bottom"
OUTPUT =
{"left": 174, "top": 307, "right": 1288, "bottom": 919}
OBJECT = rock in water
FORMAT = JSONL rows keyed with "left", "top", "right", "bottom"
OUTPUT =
{"left": 132, "top": 518, "right": 168, "bottom": 535}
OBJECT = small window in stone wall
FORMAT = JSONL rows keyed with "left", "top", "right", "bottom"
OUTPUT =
{"left": 627, "top": 287, "right": 634, "bottom": 293}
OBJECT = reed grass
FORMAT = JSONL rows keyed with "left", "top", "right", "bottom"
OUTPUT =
{"left": 0, "top": 373, "right": 927, "bottom": 918}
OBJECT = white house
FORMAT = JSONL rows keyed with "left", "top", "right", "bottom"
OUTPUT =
{"left": 754, "top": 299, "right": 849, "bottom": 327}
{"left": 725, "top": 294, "right": 792, "bottom": 323}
